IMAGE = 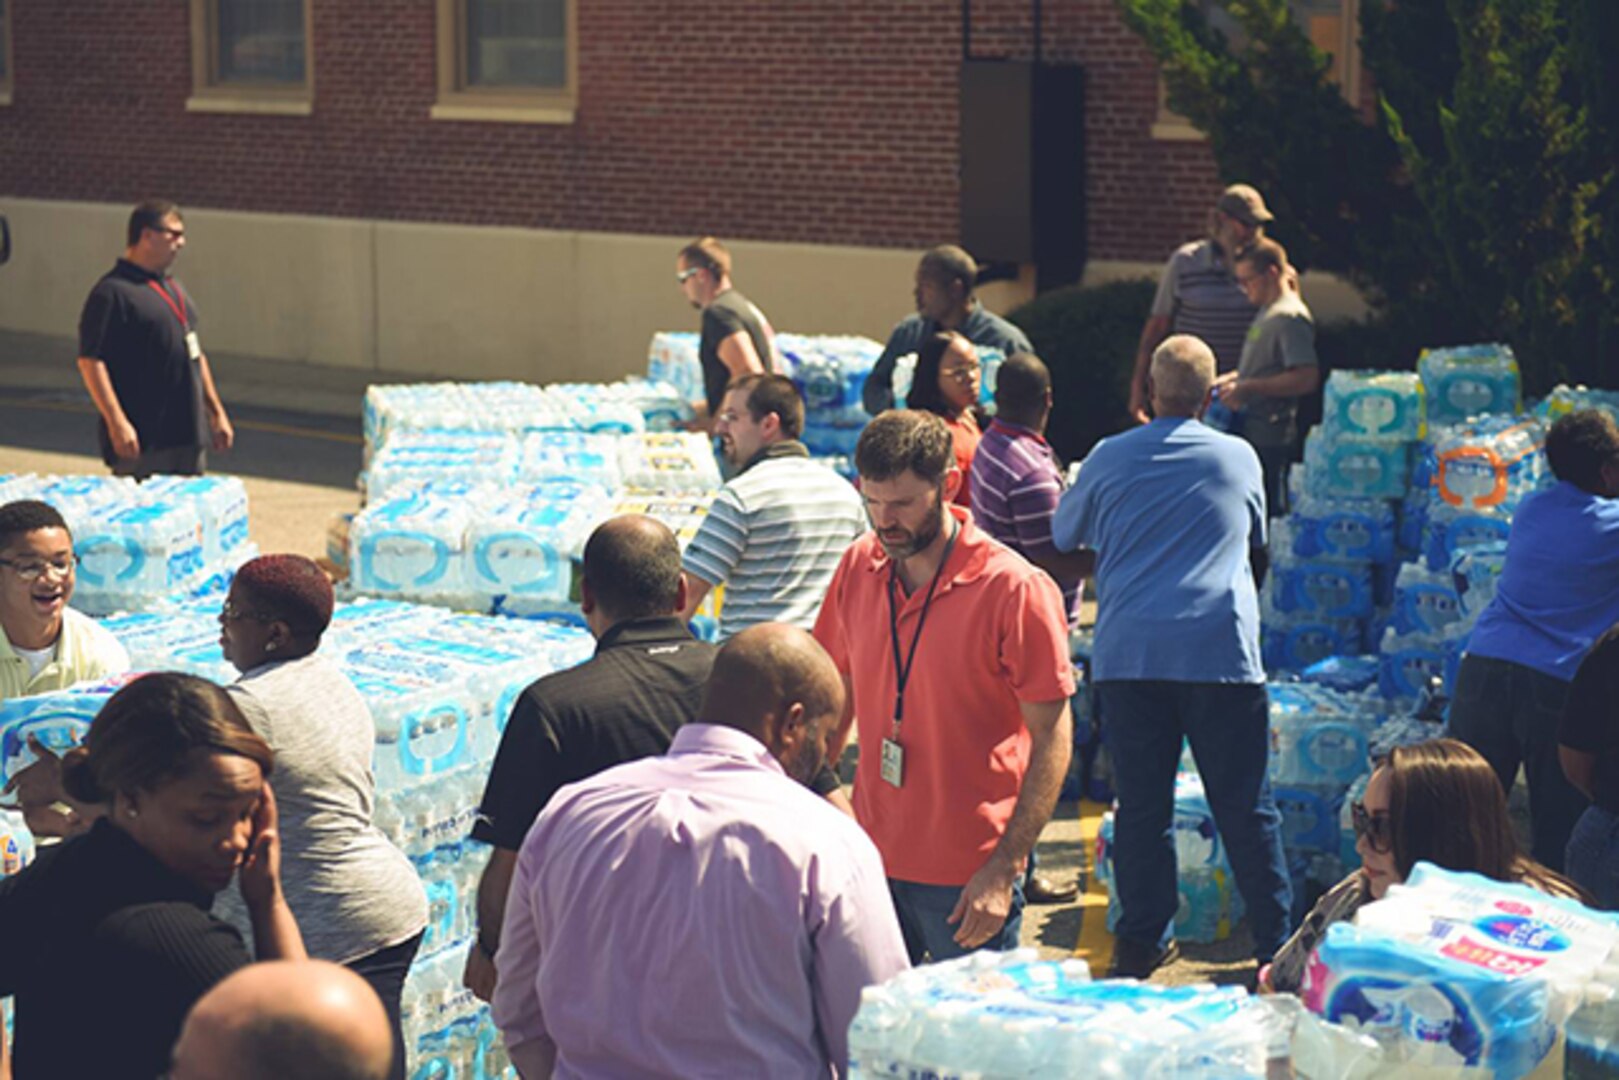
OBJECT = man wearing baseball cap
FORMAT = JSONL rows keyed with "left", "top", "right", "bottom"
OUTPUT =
{"left": 1127, "top": 184, "right": 1272, "bottom": 424}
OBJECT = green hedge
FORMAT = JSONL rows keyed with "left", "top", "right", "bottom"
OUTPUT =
{"left": 1008, "top": 278, "right": 1157, "bottom": 463}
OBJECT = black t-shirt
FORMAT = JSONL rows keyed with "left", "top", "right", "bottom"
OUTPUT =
{"left": 78, "top": 258, "right": 208, "bottom": 461}
{"left": 0, "top": 820, "right": 250, "bottom": 1079}
{"left": 472, "top": 617, "right": 717, "bottom": 850}
{"left": 1558, "top": 629, "right": 1619, "bottom": 813}
{"left": 698, "top": 289, "right": 777, "bottom": 415}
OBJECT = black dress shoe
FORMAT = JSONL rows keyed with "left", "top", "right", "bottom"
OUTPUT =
{"left": 1106, "top": 937, "right": 1180, "bottom": 979}
{"left": 1024, "top": 873, "right": 1080, "bottom": 904}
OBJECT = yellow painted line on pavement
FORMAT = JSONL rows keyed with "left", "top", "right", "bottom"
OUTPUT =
{"left": 1072, "top": 798, "right": 1115, "bottom": 974}
{"left": 0, "top": 393, "right": 362, "bottom": 445}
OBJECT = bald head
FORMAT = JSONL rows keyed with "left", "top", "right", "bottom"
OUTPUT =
{"left": 1149, "top": 335, "right": 1216, "bottom": 417}
{"left": 993, "top": 352, "right": 1053, "bottom": 428}
{"left": 698, "top": 624, "right": 844, "bottom": 784}
{"left": 582, "top": 514, "right": 683, "bottom": 622}
{"left": 170, "top": 960, "right": 391, "bottom": 1080}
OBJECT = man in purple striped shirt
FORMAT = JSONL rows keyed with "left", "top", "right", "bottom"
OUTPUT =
{"left": 970, "top": 353, "right": 1087, "bottom": 628}
{"left": 492, "top": 624, "right": 909, "bottom": 1079}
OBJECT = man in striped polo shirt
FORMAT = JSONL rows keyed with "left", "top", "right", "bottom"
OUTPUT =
{"left": 681, "top": 374, "right": 866, "bottom": 640}
{"left": 1127, "top": 184, "right": 1270, "bottom": 424}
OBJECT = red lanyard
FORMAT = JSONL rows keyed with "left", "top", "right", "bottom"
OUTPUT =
{"left": 147, "top": 280, "right": 189, "bottom": 331}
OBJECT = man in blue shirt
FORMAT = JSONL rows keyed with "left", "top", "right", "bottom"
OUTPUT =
{"left": 1053, "top": 334, "right": 1290, "bottom": 979}
{"left": 1449, "top": 409, "right": 1619, "bottom": 873}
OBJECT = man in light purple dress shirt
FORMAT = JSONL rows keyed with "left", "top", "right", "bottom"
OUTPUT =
{"left": 969, "top": 353, "right": 1087, "bottom": 629}
{"left": 492, "top": 624, "right": 909, "bottom": 1079}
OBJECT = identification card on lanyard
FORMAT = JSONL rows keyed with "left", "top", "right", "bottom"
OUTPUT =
{"left": 881, "top": 522, "right": 959, "bottom": 789}
{"left": 148, "top": 280, "right": 201, "bottom": 361}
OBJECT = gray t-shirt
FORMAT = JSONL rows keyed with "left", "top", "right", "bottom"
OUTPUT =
{"left": 216, "top": 654, "right": 427, "bottom": 962}
{"left": 1236, "top": 291, "right": 1318, "bottom": 448}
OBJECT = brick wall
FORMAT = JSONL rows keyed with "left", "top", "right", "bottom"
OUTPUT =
{"left": 0, "top": 0, "right": 1221, "bottom": 263}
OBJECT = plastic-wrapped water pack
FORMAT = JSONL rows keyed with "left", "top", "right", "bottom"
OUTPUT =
{"left": 646, "top": 331, "right": 703, "bottom": 405}
{"left": 1426, "top": 416, "right": 1545, "bottom": 514}
{"left": 1535, "top": 383, "right": 1619, "bottom": 429}
{"left": 1268, "top": 683, "right": 1377, "bottom": 789}
{"left": 350, "top": 490, "right": 479, "bottom": 601}
{"left": 465, "top": 483, "right": 612, "bottom": 604}
{"left": 616, "top": 432, "right": 722, "bottom": 492}
{"left": 1322, "top": 370, "right": 1426, "bottom": 442}
{"left": 1302, "top": 863, "right": 1619, "bottom": 1079}
{"left": 1303, "top": 428, "right": 1411, "bottom": 500}
{"left": 1390, "top": 562, "right": 1465, "bottom": 636}
{"left": 848, "top": 950, "right": 1271, "bottom": 1079}
{"left": 1418, "top": 344, "right": 1521, "bottom": 425}
{"left": 1285, "top": 495, "right": 1397, "bottom": 565}
{"left": 610, "top": 488, "right": 717, "bottom": 551}
{"left": 363, "top": 430, "right": 519, "bottom": 503}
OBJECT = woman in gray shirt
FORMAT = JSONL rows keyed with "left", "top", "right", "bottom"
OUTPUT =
{"left": 217, "top": 555, "right": 427, "bottom": 1080}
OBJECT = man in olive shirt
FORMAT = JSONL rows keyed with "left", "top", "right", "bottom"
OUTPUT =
{"left": 76, "top": 200, "right": 234, "bottom": 478}
{"left": 676, "top": 236, "right": 781, "bottom": 430}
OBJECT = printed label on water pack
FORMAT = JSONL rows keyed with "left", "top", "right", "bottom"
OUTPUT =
{"left": 1438, "top": 935, "right": 1550, "bottom": 977}
{"left": 1473, "top": 914, "right": 1569, "bottom": 953}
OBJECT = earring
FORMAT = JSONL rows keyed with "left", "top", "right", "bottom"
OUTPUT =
{"left": 127, "top": 808, "right": 138, "bottom": 818}
{"left": 265, "top": 641, "right": 278, "bottom": 653}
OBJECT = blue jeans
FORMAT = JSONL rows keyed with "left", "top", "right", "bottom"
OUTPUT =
{"left": 888, "top": 877, "right": 1025, "bottom": 965}
{"left": 1566, "top": 805, "right": 1619, "bottom": 911}
{"left": 1096, "top": 680, "right": 1293, "bottom": 961}
{"left": 1447, "top": 654, "right": 1587, "bottom": 873}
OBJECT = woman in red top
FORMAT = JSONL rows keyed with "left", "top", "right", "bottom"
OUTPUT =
{"left": 908, "top": 330, "right": 984, "bottom": 506}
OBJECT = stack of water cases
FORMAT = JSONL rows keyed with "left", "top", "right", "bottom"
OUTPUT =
{"left": 0, "top": 597, "right": 598, "bottom": 1079}
{"left": 775, "top": 333, "right": 883, "bottom": 477}
{"left": 847, "top": 949, "right": 1277, "bottom": 1078}
{"left": 353, "top": 374, "right": 723, "bottom": 614}
{"left": 0, "top": 473, "right": 254, "bottom": 614}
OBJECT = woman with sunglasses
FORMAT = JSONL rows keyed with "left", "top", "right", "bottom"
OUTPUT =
{"left": 213, "top": 555, "right": 426, "bottom": 1080}
{"left": 907, "top": 330, "right": 987, "bottom": 508}
{"left": 1263, "top": 738, "right": 1583, "bottom": 994}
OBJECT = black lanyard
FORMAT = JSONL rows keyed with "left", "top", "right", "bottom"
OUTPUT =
{"left": 885, "top": 522, "right": 959, "bottom": 738}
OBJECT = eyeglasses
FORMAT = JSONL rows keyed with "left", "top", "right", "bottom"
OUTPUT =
{"left": 219, "top": 602, "right": 272, "bottom": 624}
{"left": 675, "top": 267, "right": 703, "bottom": 284}
{"left": 0, "top": 556, "right": 78, "bottom": 581}
{"left": 941, "top": 365, "right": 981, "bottom": 383}
{"left": 150, "top": 226, "right": 186, "bottom": 240}
{"left": 1350, "top": 801, "right": 1393, "bottom": 854}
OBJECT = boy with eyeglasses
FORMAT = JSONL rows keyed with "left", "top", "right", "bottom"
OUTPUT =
{"left": 0, "top": 499, "right": 129, "bottom": 702}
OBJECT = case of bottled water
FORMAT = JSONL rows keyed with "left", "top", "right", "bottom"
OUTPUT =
{"left": 1261, "top": 611, "right": 1365, "bottom": 672}
{"left": 1322, "top": 370, "right": 1426, "bottom": 442}
{"left": 778, "top": 333, "right": 882, "bottom": 412}
{"left": 1285, "top": 495, "right": 1396, "bottom": 564}
{"left": 516, "top": 433, "right": 623, "bottom": 489}
{"left": 1302, "top": 863, "right": 1619, "bottom": 1080}
{"left": 1378, "top": 625, "right": 1467, "bottom": 703}
{"left": 73, "top": 501, "right": 207, "bottom": 615}
{"left": 400, "top": 945, "right": 515, "bottom": 1079}
{"left": 465, "top": 484, "right": 610, "bottom": 605}
{"left": 847, "top": 950, "right": 1272, "bottom": 1079}
{"left": 616, "top": 432, "right": 722, "bottom": 492}
{"left": 363, "top": 382, "right": 552, "bottom": 460}
{"left": 1298, "top": 655, "right": 1380, "bottom": 694}
{"left": 1421, "top": 504, "right": 1512, "bottom": 572}
{"left": 364, "top": 431, "right": 519, "bottom": 503}
{"left": 1269, "top": 561, "right": 1375, "bottom": 619}
{"left": 351, "top": 491, "right": 478, "bottom": 601}
{"left": 1427, "top": 416, "right": 1546, "bottom": 513}
{"left": 540, "top": 384, "right": 646, "bottom": 436}
{"left": 0, "top": 678, "right": 125, "bottom": 790}
{"left": 1450, "top": 542, "right": 1507, "bottom": 618}
{"left": 1535, "top": 382, "right": 1619, "bottom": 428}
{"left": 1418, "top": 343, "right": 1521, "bottom": 425}
{"left": 1390, "top": 562, "right": 1465, "bottom": 636}
{"left": 139, "top": 475, "right": 250, "bottom": 568}
{"left": 646, "top": 331, "right": 703, "bottom": 406}
{"left": 1302, "top": 428, "right": 1410, "bottom": 500}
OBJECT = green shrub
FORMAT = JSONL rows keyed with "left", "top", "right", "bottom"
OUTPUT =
{"left": 1008, "top": 278, "right": 1157, "bottom": 462}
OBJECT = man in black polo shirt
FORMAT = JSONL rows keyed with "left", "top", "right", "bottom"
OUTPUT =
{"left": 76, "top": 199, "right": 234, "bottom": 479}
{"left": 863, "top": 245, "right": 1033, "bottom": 415}
{"left": 463, "top": 514, "right": 717, "bottom": 1002}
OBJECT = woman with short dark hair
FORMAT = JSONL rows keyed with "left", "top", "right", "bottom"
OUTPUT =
{"left": 0, "top": 672, "right": 303, "bottom": 1079}
{"left": 1263, "top": 738, "right": 1583, "bottom": 994}
{"left": 216, "top": 554, "right": 426, "bottom": 1080}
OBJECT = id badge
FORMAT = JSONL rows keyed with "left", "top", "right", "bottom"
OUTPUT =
{"left": 880, "top": 738, "right": 905, "bottom": 788}
{"left": 185, "top": 331, "right": 202, "bottom": 361}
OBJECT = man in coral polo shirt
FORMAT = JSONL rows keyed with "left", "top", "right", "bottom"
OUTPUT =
{"left": 814, "top": 410, "right": 1075, "bottom": 963}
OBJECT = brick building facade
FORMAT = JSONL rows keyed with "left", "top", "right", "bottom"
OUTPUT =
{"left": 0, "top": 0, "right": 1222, "bottom": 264}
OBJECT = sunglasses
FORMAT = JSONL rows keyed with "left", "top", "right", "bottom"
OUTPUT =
{"left": 676, "top": 267, "right": 703, "bottom": 283}
{"left": 1350, "top": 801, "right": 1393, "bottom": 854}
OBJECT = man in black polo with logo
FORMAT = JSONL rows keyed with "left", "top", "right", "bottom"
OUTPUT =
{"left": 76, "top": 199, "right": 234, "bottom": 479}
{"left": 462, "top": 514, "right": 717, "bottom": 1003}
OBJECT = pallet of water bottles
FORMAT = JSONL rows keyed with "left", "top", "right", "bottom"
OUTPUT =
{"left": 0, "top": 472, "right": 254, "bottom": 615}
{"left": 0, "top": 595, "right": 597, "bottom": 1079}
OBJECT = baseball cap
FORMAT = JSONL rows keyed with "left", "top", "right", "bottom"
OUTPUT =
{"left": 1216, "top": 184, "right": 1274, "bottom": 227}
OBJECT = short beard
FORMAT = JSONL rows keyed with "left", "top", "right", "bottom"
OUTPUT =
{"left": 875, "top": 490, "right": 946, "bottom": 561}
